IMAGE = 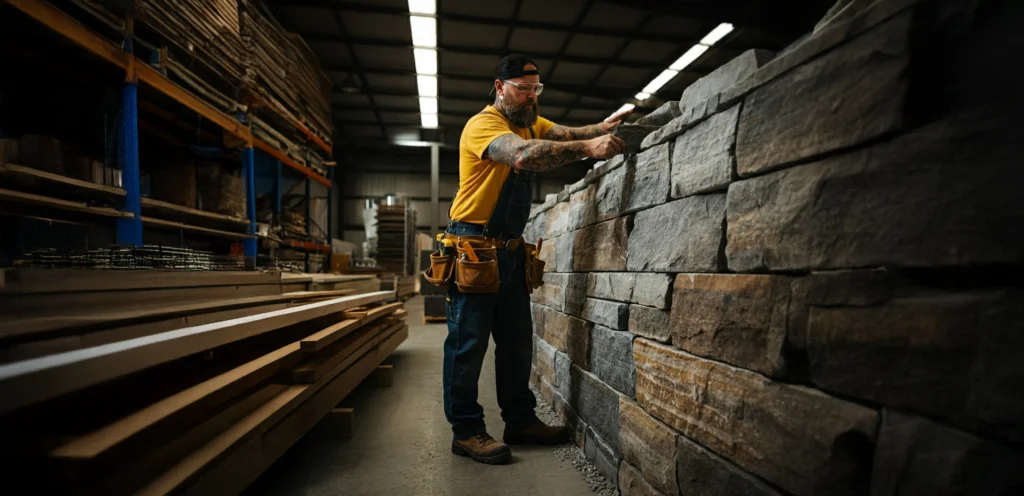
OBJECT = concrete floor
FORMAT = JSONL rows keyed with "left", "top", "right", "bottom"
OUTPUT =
{"left": 246, "top": 296, "right": 595, "bottom": 496}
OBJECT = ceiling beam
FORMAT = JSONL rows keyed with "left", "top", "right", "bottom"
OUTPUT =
{"left": 324, "top": 65, "right": 705, "bottom": 101}
{"left": 599, "top": 0, "right": 830, "bottom": 35}
{"left": 273, "top": 0, "right": 779, "bottom": 44}
{"left": 336, "top": 88, "right": 626, "bottom": 111}
{"left": 300, "top": 33, "right": 711, "bottom": 70}
{"left": 330, "top": 8, "right": 388, "bottom": 139}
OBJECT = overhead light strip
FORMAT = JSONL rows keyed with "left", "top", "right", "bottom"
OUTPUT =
{"left": 609, "top": 23, "right": 733, "bottom": 119}
{"left": 409, "top": 0, "right": 439, "bottom": 128}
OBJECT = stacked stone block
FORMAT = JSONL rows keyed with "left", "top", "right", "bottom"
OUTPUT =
{"left": 526, "top": 0, "right": 1024, "bottom": 493}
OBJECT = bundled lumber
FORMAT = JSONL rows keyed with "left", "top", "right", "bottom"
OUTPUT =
{"left": 376, "top": 204, "right": 417, "bottom": 275}
{"left": 138, "top": 0, "right": 246, "bottom": 85}
{"left": 0, "top": 274, "right": 407, "bottom": 494}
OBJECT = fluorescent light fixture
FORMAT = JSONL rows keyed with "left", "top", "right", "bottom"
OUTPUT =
{"left": 421, "top": 113, "right": 438, "bottom": 128}
{"left": 635, "top": 92, "right": 651, "bottom": 100}
{"left": 700, "top": 23, "right": 734, "bottom": 45}
{"left": 409, "top": 15, "right": 436, "bottom": 47}
{"left": 669, "top": 44, "right": 709, "bottom": 71}
{"left": 413, "top": 48, "right": 437, "bottom": 75}
{"left": 419, "top": 96, "right": 438, "bottom": 114}
{"left": 608, "top": 103, "right": 635, "bottom": 120}
{"left": 416, "top": 75, "right": 437, "bottom": 97}
{"left": 641, "top": 69, "right": 678, "bottom": 95}
{"left": 407, "top": 0, "right": 436, "bottom": 14}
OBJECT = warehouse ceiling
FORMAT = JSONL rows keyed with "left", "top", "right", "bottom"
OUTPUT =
{"left": 268, "top": 0, "right": 834, "bottom": 155}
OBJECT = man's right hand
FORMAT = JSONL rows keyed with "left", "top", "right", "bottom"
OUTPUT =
{"left": 583, "top": 134, "right": 625, "bottom": 159}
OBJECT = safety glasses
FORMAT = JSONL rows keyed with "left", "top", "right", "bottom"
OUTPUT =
{"left": 502, "top": 80, "right": 544, "bottom": 96}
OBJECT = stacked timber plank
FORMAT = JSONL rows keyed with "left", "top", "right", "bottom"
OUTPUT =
{"left": 0, "top": 269, "right": 406, "bottom": 494}
{"left": 376, "top": 204, "right": 417, "bottom": 275}
{"left": 242, "top": 2, "right": 332, "bottom": 147}
{"left": 77, "top": 0, "right": 333, "bottom": 171}
{"left": 139, "top": 0, "right": 246, "bottom": 84}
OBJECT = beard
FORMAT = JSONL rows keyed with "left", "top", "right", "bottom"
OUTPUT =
{"left": 501, "top": 99, "right": 539, "bottom": 129}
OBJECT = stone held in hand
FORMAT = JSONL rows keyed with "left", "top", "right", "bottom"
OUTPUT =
{"left": 614, "top": 124, "right": 661, "bottom": 154}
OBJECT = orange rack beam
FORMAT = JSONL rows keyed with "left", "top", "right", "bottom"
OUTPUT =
{"left": 254, "top": 138, "right": 331, "bottom": 187}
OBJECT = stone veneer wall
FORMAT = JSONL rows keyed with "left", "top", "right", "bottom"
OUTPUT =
{"left": 524, "top": 0, "right": 1024, "bottom": 494}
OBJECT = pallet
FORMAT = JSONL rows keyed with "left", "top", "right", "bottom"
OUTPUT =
{"left": 424, "top": 315, "right": 447, "bottom": 324}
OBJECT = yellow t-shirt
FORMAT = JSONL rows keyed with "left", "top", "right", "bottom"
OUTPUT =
{"left": 450, "top": 106, "right": 556, "bottom": 225}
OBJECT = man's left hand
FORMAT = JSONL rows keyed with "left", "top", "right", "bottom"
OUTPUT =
{"left": 599, "top": 107, "right": 633, "bottom": 133}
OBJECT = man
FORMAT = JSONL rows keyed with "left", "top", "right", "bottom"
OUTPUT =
{"left": 443, "top": 53, "right": 627, "bottom": 465}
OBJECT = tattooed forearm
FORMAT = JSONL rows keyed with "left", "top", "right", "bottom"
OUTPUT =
{"left": 542, "top": 124, "right": 606, "bottom": 141}
{"left": 485, "top": 134, "right": 586, "bottom": 172}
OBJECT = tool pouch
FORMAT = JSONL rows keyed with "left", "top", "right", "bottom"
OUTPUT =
{"left": 423, "top": 250, "right": 456, "bottom": 288}
{"left": 523, "top": 242, "right": 546, "bottom": 294}
{"left": 455, "top": 241, "right": 500, "bottom": 293}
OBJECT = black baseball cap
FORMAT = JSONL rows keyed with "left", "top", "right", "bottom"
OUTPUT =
{"left": 489, "top": 53, "right": 539, "bottom": 96}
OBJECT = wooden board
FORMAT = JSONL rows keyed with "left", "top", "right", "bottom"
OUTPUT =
{"left": 141, "top": 197, "right": 249, "bottom": 226}
{"left": 0, "top": 187, "right": 133, "bottom": 218}
{"left": 142, "top": 216, "right": 252, "bottom": 240}
{"left": 0, "top": 289, "right": 355, "bottom": 343}
{"left": 291, "top": 322, "right": 401, "bottom": 384}
{"left": 0, "top": 163, "right": 125, "bottom": 198}
{"left": 0, "top": 291, "right": 395, "bottom": 415}
{"left": 148, "top": 325, "right": 408, "bottom": 496}
{"left": 0, "top": 268, "right": 280, "bottom": 294}
{"left": 49, "top": 340, "right": 304, "bottom": 461}
{"left": 299, "top": 302, "right": 403, "bottom": 353}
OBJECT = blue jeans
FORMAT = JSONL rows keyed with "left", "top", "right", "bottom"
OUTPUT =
{"left": 443, "top": 222, "right": 538, "bottom": 439}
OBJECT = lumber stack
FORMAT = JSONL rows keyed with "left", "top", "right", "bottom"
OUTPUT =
{"left": 139, "top": 0, "right": 246, "bottom": 85}
{"left": 0, "top": 269, "right": 407, "bottom": 494}
{"left": 376, "top": 204, "right": 417, "bottom": 275}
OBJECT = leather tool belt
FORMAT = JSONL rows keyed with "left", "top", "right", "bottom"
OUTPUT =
{"left": 422, "top": 234, "right": 545, "bottom": 294}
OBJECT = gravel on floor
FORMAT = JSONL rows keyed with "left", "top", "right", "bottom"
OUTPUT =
{"left": 532, "top": 388, "right": 617, "bottom": 496}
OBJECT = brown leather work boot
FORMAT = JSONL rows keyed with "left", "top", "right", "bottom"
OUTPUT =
{"left": 451, "top": 432, "right": 512, "bottom": 465}
{"left": 502, "top": 420, "right": 569, "bottom": 446}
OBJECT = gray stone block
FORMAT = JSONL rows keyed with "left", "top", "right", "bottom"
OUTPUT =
{"left": 634, "top": 339, "right": 879, "bottom": 495}
{"left": 671, "top": 273, "right": 792, "bottom": 378}
{"left": 573, "top": 217, "right": 632, "bottom": 272}
{"left": 640, "top": 110, "right": 704, "bottom": 151}
{"left": 680, "top": 49, "right": 775, "bottom": 117}
{"left": 546, "top": 201, "right": 571, "bottom": 238}
{"left": 614, "top": 124, "right": 661, "bottom": 154}
{"left": 542, "top": 307, "right": 593, "bottom": 370}
{"left": 628, "top": 305, "right": 672, "bottom": 343}
{"left": 671, "top": 104, "right": 741, "bottom": 199}
{"left": 554, "top": 350, "right": 572, "bottom": 401}
{"left": 596, "top": 156, "right": 635, "bottom": 222}
{"left": 808, "top": 290, "right": 1024, "bottom": 443}
{"left": 620, "top": 398, "right": 679, "bottom": 495}
{"left": 586, "top": 272, "right": 636, "bottom": 303}
{"left": 531, "top": 302, "right": 546, "bottom": 337}
{"left": 787, "top": 269, "right": 892, "bottom": 349}
{"left": 734, "top": 13, "right": 911, "bottom": 176}
{"left": 585, "top": 426, "right": 622, "bottom": 488}
{"left": 539, "top": 234, "right": 557, "bottom": 273}
{"left": 627, "top": 143, "right": 671, "bottom": 213}
{"left": 582, "top": 298, "right": 629, "bottom": 330}
{"left": 570, "top": 365, "right": 622, "bottom": 452}
{"left": 726, "top": 114, "right": 1024, "bottom": 272}
{"left": 872, "top": 409, "right": 1024, "bottom": 496}
{"left": 556, "top": 233, "right": 574, "bottom": 272}
{"left": 534, "top": 273, "right": 587, "bottom": 315}
{"left": 632, "top": 273, "right": 672, "bottom": 309}
{"left": 677, "top": 434, "right": 783, "bottom": 496}
{"left": 635, "top": 101, "right": 681, "bottom": 128}
{"left": 627, "top": 194, "right": 726, "bottom": 272}
{"left": 619, "top": 462, "right": 666, "bottom": 496}
{"left": 589, "top": 325, "right": 636, "bottom": 397}
{"left": 568, "top": 183, "right": 597, "bottom": 231}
